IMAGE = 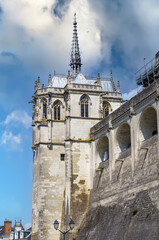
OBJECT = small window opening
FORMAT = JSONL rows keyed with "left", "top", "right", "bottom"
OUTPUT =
{"left": 54, "top": 104, "right": 61, "bottom": 120}
{"left": 152, "top": 130, "right": 157, "bottom": 136}
{"left": 60, "top": 154, "right": 65, "bottom": 161}
{"left": 103, "top": 102, "right": 109, "bottom": 118}
{"left": 43, "top": 102, "right": 47, "bottom": 118}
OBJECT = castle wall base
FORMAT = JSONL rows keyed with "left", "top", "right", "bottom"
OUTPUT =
{"left": 76, "top": 137, "right": 159, "bottom": 240}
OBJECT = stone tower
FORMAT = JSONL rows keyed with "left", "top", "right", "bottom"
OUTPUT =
{"left": 31, "top": 15, "right": 122, "bottom": 240}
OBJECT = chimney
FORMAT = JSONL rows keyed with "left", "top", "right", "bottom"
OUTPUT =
{"left": 4, "top": 219, "right": 12, "bottom": 236}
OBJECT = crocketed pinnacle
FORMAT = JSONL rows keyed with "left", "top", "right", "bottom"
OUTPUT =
{"left": 117, "top": 80, "right": 121, "bottom": 93}
{"left": 110, "top": 70, "right": 116, "bottom": 92}
{"left": 70, "top": 13, "right": 82, "bottom": 78}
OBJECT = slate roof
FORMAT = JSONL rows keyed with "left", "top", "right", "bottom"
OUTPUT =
{"left": 0, "top": 226, "right": 4, "bottom": 236}
{"left": 52, "top": 73, "right": 113, "bottom": 92}
{"left": 52, "top": 74, "right": 67, "bottom": 88}
{"left": 10, "top": 227, "right": 32, "bottom": 240}
{"left": 0, "top": 226, "right": 14, "bottom": 238}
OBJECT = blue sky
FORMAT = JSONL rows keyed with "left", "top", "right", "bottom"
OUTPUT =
{"left": 0, "top": 0, "right": 159, "bottom": 228}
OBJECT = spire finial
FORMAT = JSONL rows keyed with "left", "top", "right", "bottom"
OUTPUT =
{"left": 73, "top": 13, "right": 76, "bottom": 25}
{"left": 70, "top": 13, "right": 82, "bottom": 78}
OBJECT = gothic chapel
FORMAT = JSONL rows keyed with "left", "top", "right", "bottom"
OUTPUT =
{"left": 31, "top": 14, "right": 122, "bottom": 240}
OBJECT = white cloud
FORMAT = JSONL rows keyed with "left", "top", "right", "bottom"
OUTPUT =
{"left": 4, "top": 110, "right": 32, "bottom": 129}
{"left": 0, "top": 110, "right": 31, "bottom": 151}
{"left": 0, "top": 131, "right": 23, "bottom": 151}
{"left": 24, "top": 222, "right": 32, "bottom": 230}
{"left": 122, "top": 86, "right": 143, "bottom": 100}
{"left": 88, "top": 0, "right": 159, "bottom": 69}
{"left": 0, "top": 131, "right": 21, "bottom": 146}
{"left": 0, "top": 0, "right": 159, "bottom": 91}
{"left": 0, "top": 0, "right": 102, "bottom": 74}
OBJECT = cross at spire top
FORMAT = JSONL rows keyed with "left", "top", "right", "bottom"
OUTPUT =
{"left": 70, "top": 13, "right": 82, "bottom": 78}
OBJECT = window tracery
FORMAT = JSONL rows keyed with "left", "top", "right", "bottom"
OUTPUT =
{"left": 53, "top": 100, "right": 62, "bottom": 120}
{"left": 43, "top": 102, "right": 47, "bottom": 119}
{"left": 80, "top": 96, "right": 89, "bottom": 117}
{"left": 41, "top": 98, "right": 47, "bottom": 119}
{"left": 103, "top": 101, "right": 111, "bottom": 118}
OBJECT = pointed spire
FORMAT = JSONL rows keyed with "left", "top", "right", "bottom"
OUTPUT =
{"left": 117, "top": 80, "right": 121, "bottom": 93}
{"left": 48, "top": 74, "right": 52, "bottom": 87}
{"left": 70, "top": 13, "right": 82, "bottom": 78}
{"left": 110, "top": 70, "right": 116, "bottom": 91}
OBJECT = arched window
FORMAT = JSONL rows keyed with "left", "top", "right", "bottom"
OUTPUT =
{"left": 43, "top": 102, "right": 47, "bottom": 119}
{"left": 139, "top": 107, "right": 157, "bottom": 141}
{"left": 53, "top": 100, "right": 62, "bottom": 120}
{"left": 103, "top": 101, "right": 111, "bottom": 118}
{"left": 116, "top": 123, "right": 131, "bottom": 152}
{"left": 80, "top": 95, "right": 89, "bottom": 117}
{"left": 41, "top": 98, "right": 47, "bottom": 119}
{"left": 97, "top": 136, "right": 109, "bottom": 162}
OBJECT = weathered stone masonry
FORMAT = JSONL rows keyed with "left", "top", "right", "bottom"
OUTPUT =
{"left": 31, "top": 15, "right": 122, "bottom": 240}
{"left": 31, "top": 14, "right": 159, "bottom": 240}
{"left": 77, "top": 77, "right": 159, "bottom": 240}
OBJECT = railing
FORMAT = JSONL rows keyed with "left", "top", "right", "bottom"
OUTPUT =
{"left": 135, "top": 57, "right": 157, "bottom": 85}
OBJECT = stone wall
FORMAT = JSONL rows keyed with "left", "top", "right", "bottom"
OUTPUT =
{"left": 71, "top": 142, "right": 91, "bottom": 227}
{"left": 32, "top": 145, "right": 65, "bottom": 240}
{"left": 77, "top": 191, "right": 159, "bottom": 240}
{"left": 76, "top": 136, "right": 159, "bottom": 240}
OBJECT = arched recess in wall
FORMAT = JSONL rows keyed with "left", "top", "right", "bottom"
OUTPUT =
{"left": 53, "top": 100, "right": 64, "bottom": 120}
{"left": 41, "top": 97, "right": 47, "bottom": 119}
{"left": 97, "top": 136, "right": 109, "bottom": 162}
{"left": 79, "top": 94, "right": 91, "bottom": 117}
{"left": 116, "top": 123, "right": 131, "bottom": 152}
{"left": 102, "top": 101, "right": 112, "bottom": 118}
{"left": 139, "top": 106, "right": 157, "bottom": 141}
